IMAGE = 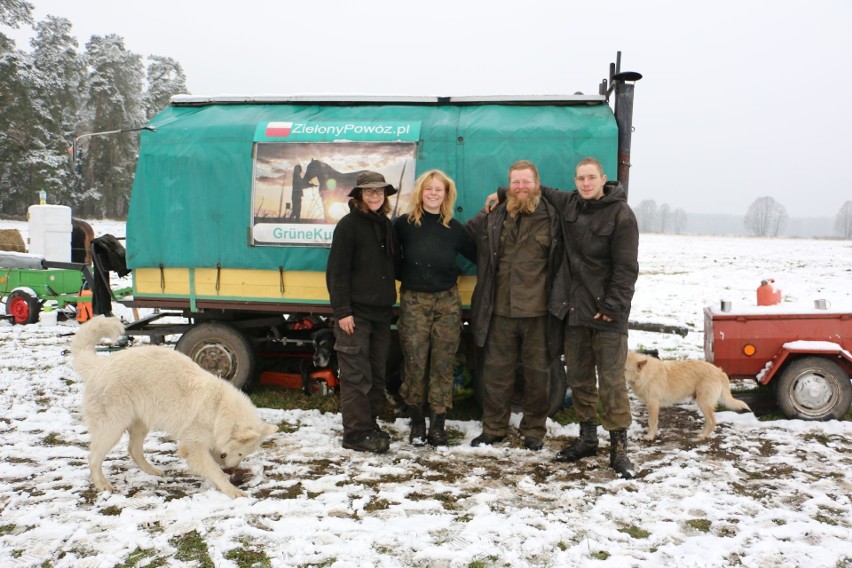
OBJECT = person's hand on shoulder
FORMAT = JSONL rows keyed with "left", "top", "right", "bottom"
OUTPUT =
{"left": 484, "top": 192, "right": 499, "bottom": 212}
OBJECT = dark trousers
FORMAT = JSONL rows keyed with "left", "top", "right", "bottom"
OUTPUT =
{"left": 564, "top": 326, "right": 632, "bottom": 431}
{"left": 334, "top": 316, "right": 390, "bottom": 438}
{"left": 481, "top": 315, "right": 550, "bottom": 439}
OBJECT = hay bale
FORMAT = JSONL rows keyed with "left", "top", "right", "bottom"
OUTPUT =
{"left": 0, "top": 229, "right": 26, "bottom": 253}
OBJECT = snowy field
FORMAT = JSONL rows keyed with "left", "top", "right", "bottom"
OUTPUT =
{"left": 1, "top": 218, "right": 851, "bottom": 567}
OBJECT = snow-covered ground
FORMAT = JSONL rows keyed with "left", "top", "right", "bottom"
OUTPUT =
{"left": 1, "top": 219, "right": 851, "bottom": 567}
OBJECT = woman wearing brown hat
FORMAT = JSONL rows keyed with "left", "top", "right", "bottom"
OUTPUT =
{"left": 326, "top": 171, "right": 401, "bottom": 453}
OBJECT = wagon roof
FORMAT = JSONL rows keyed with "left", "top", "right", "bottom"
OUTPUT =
{"left": 170, "top": 94, "right": 607, "bottom": 106}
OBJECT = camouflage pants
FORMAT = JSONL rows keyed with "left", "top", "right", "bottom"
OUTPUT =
{"left": 564, "top": 326, "right": 632, "bottom": 431}
{"left": 481, "top": 315, "right": 550, "bottom": 439}
{"left": 398, "top": 287, "right": 462, "bottom": 411}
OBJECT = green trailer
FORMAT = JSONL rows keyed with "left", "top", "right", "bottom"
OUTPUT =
{"left": 122, "top": 54, "right": 641, "bottom": 411}
{"left": 0, "top": 258, "right": 89, "bottom": 324}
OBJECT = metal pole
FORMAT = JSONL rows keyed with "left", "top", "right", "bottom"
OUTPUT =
{"left": 71, "top": 125, "right": 156, "bottom": 163}
{"left": 613, "top": 71, "right": 642, "bottom": 198}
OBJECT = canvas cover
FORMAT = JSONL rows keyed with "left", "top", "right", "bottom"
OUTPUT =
{"left": 127, "top": 101, "right": 617, "bottom": 272}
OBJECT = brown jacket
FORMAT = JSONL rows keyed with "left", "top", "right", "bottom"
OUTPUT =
{"left": 465, "top": 195, "right": 563, "bottom": 354}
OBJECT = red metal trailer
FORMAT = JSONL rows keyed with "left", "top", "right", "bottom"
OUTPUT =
{"left": 704, "top": 303, "right": 852, "bottom": 420}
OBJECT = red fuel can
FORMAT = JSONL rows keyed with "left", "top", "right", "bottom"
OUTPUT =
{"left": 757, "top": 278, "right": 782, "bottom": 306}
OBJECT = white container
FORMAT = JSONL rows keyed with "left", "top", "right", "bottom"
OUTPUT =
{"left": 27, "top": 205, "right": 72, "bottom": 262}
{"left": 39, "top": 306, "right": 58, "bottom": 327}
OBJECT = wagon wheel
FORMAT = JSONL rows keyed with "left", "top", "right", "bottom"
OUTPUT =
{"left": 775, "top": 357, "right": 852, "bottom": 420}
{"left": 6, "top": 290, "right": 41, "bottom": 325}
{"left": 175, "top": 322, "right": 256, "bottom": 389}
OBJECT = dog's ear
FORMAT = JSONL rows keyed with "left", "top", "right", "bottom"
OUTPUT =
{"left": 234, "top": 427, "right": 262, "bottom": 444}
{"left": 637, "top": 359, "right": 648, "bottom": 370}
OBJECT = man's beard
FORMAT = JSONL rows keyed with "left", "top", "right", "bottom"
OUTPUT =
{"left": 506, "top": 190, "right": 541, "bottom": 216}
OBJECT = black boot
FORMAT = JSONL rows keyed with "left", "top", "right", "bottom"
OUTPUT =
{"left": 371, "top": 416, "right": 390, "bottom": 440}
{"left": 555, "top": 422, "right": 599, "bottom": 462}
{"left": 343, "top": 430, "right": 390, "bottom": 454}
{"left": 408, "top": 405, "right": 427, "bottom": 445}
{"left": 609, "top": 429, "right": 634, "bottom": 479}
{"left": 427, "top": 411, "right": 448, "bottom": 447}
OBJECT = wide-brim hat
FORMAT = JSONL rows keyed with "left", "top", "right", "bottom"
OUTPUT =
{"left": 348, "top": 171, "right": 398, "bottom": 197}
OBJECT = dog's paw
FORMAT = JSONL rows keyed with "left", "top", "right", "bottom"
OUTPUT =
{"left": 221, "top": 484, "right": 247, "bottom": 499}
{"left": 643, "top": 433, "right": 657, "bottom": 442}
{"left": 93, "top": 480, "right": 116, "bottom": 493}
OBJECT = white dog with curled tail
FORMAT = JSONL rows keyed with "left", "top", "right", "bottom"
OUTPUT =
{"left": 71, "top": 315, "right": 278, "bottom": 498}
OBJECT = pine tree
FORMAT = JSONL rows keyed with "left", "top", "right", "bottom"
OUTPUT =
{"left": 27, "top": 15, "right": 83, "bottom": 207}
{"left": 32, "top": 16, "right": 85, "bottom": 134}
{"left": 144, "top": 55, "right": 188, "bottom": 119}
{"left": 78, "top": 34, "right": 145, "bottom": 218}
{"left": 0, "top": 35, "right": 68, "bottom": 215}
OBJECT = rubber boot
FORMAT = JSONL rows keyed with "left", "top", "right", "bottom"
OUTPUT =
{"left": 609, "top": 429, "right": 634, "bottom": 479}
{"left": 427, "top": 411, "right": 448, "bottom": 447}
{"left": 408, "top": 405, "right": 427, "bottom": 445}
{"left": 555, "top": 422, "right": 599, "bottom": 462}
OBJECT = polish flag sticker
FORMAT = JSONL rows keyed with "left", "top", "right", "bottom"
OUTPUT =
{"left": 265, "top": 122, "right": 293, "bottom": 137}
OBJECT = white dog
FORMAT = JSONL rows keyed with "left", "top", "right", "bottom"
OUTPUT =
{"left": 71, "top": 316, "right": 278, "bottom": 498}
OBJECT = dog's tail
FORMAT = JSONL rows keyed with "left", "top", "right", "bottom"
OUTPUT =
{"left": 717, "top": 369, "right": 752, "bottom": 413}
{"left": 70, "top": 315, "right": 126, "bottom": 379}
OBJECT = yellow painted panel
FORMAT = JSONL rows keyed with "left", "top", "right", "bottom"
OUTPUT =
{"left": 458, "top": 275, "right": 475, "bottom": 307}
{"left": 134, "top": 268, "right": 191, "bottom": 295}
{"left": 194, "top": 268, "right": 330, "bottom": 300}
{"left": 134, "top": 267, "right": 477, "bottom": 306}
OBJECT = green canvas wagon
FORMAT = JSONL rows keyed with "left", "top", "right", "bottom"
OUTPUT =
{"left": 122, "top": 54, "right": 641, "bottom": 412}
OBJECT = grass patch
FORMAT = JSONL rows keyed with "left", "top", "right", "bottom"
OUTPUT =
{"left": 170, "top": 530, "right": 214, "bottom": 568}
{"left": 225, "top": 545, "right": 273, "bottom": 568}
{"left": 364, "top": 497, "right": 392, "bottom": 513}
{"left": 685, "top": 519, "right": 712, "bottom": 533}
{"left": 7, "top": 457, "right": 35, "bottom": 464}
{"left": 41, "top": 432, "right": 68, "bottom": 446}
{"left": 99, "top": 505, "right": 122, "bottom": 516}
{"left": 814, "top": 505, "right": 845, "bottom": 526}
{"left": 468, "top": 556, "right": 500, "bottom": 567}
{"left": 117, "top": 547, "right": 165, "bottom": 568}
{"left": 247, "top": 384, "right": 340, "bottom": 414}
{"left": 0, "top": 524, "right": 17, "bottom": 535}
{"left": 618, "top": 525, "right": 651, "bottom": 539}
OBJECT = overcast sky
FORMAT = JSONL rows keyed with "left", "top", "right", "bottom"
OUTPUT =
{"left": 8, "top": 0, "right": 852, "bottom": 218}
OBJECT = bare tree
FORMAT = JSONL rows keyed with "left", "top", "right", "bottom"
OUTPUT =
{"left": 672, "top": 208, "right": 687, "bottom": 234}
{"left": 634, "top": 199, "right": 657, "bottom": 232}
{"left": 657, "top": 203, "right": 671, "bottom": 233}
{"left": 835, "top": 201, "right": 852, "bottom": 239}
{"left": 744, "top": 196, "right": 788, "bottom": 237}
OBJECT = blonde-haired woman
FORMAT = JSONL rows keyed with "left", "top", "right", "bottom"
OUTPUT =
{"left": 394, "top": 169, "right": 476, "bottom": 446}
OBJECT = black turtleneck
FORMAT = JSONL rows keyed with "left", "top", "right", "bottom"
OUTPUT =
{"left": 394, "top": 211, "right": 476, "bottom": 293}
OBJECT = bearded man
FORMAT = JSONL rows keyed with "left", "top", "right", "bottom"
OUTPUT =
{"left": 466, "top": 160, "right": 563, "bottom": 450}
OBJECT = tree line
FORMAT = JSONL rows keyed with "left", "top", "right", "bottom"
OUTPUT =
{"left": 634, "top": 196, "right": 852, "bottom": 239}
{"left": 633, "top": 200, "right": 688, "bottom": 234}
{"left": 0, "top": 2, "right": 187, "bottom": 219}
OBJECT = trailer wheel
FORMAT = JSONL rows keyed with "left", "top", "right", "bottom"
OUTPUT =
{"left": 548, "top": 358, "right": 568, "bottom": 417}
{"left": 175, "top": 323, "right": 256, "bottom": 389}
{"left": 775, "top": 357, "right": 852, "bottom": 420}
{"left": 6, "top": 290, "right": 40, "bottom": 325}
